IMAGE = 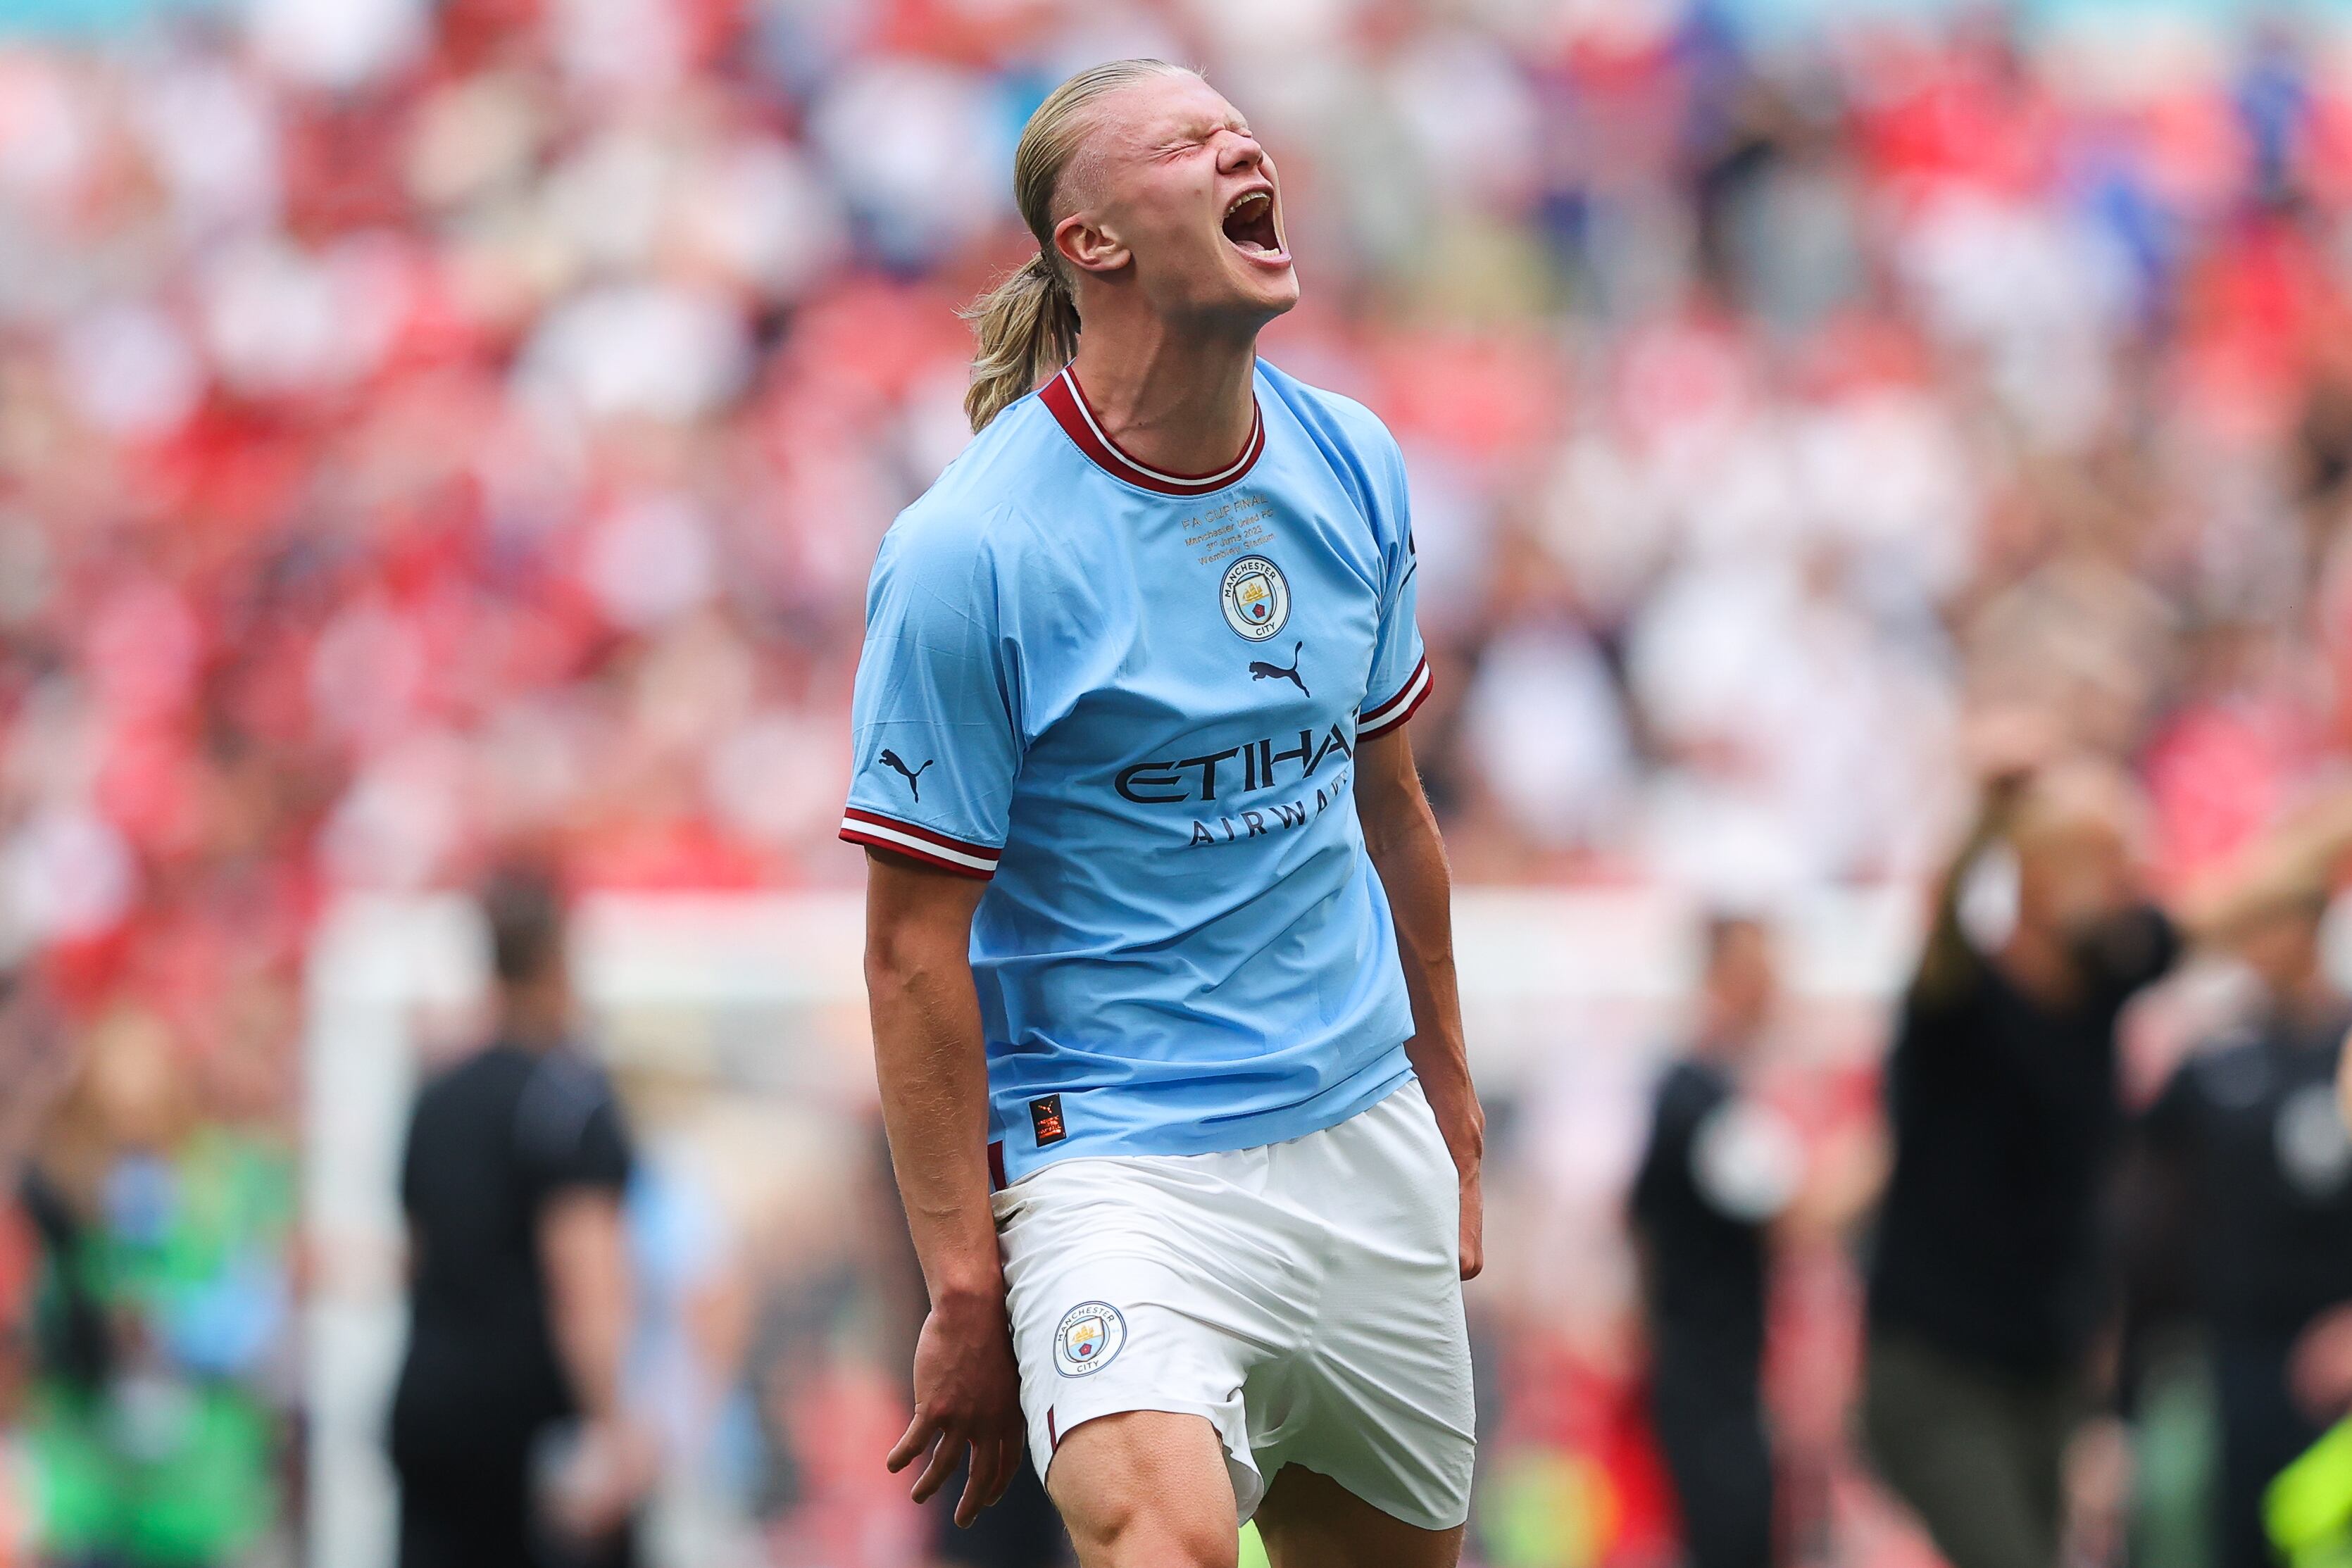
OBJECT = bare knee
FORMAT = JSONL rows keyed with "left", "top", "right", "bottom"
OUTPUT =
{"left": 1049, "top": 1411, "right": 1239, "bottom": 1568}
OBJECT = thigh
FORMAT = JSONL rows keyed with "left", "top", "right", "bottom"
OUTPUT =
{"left": 1860, "top": 1337, "right": 2056, "bottom": 1568}
{"left": 1254, "top": 1462, "right": 1463, "bottom": 1568}
{"left": 1266, "top": 1081, "right": 1475, "bottom": 1533}
{"left": 2014, "top": 1376, "right": 2079, "bottom": 1551}
{"left": 995, "top": 1156, "right": 1299, "bottom": 1522}
{"left": 1047, "top": 1410, "right": 1240, "bottom": 1568}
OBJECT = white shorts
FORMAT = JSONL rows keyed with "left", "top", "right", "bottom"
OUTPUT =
{"left": 992, "top": 1077, "right": 1476, "bottom": 1531}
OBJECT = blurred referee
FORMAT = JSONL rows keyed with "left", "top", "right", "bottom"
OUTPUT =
{"left": 2128, "top": 886, "right": 2352, "bottom": 1568}
{"left": 1630, "top": 913, "right": 1803, "bottom": 1568}
{"left": 389, "top": 866, "right": 649, "bottom": 1568}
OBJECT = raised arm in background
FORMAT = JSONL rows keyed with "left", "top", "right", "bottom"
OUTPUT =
{"left": 2173, "top": 787, "right": 2352, "bottom": 948}
{"left": 1909, "top": 772, "right": 2031, "bottom": 1010}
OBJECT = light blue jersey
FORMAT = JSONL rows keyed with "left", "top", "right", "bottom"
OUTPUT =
{"left": 842, "top": 360, "right": 1432, "bottom": 1184}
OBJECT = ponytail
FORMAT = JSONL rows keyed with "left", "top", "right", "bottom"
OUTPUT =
{"left": 961, "top": 58, "right": 1196, "bottom": 434}
{"left": 963, "top": 253, "right": 1080, "bottom": 434}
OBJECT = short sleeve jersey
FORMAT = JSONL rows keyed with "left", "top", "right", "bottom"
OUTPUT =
{"left": 842, "top": 360, "right": 1431, "bottom": 1182}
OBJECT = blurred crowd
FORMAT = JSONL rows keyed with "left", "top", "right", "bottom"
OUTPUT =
{"left": 4, "top": 0, "right": 2352, "bottom": 1562}
{"left": 4, "top": 0, "right": 2352, "bottom": 985}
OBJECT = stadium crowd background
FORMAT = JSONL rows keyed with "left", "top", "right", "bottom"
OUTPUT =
{"left": 4, "top": 0, "right": 2352, "bottom": 1562}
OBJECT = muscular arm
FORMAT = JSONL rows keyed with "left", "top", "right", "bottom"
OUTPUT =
{"left": 862, "top": 849, "right": 1022, "bottom": 1524}
{"left": 1356, "top": 727, "right": 1487, "bottom": 1280}
{"left": 865, "top": 852, "right": 996, "bottom": 1308}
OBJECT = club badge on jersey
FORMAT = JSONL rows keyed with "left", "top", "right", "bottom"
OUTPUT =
{"left": 1222, "top": 556, "right": 1291, "bottom": 639}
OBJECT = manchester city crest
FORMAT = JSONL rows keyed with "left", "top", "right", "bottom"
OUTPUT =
{"left": 1221, "top": 556, "right": 1291, "bottom": 641}
{"left": 1052, "top": 1300, "right": 1127, "bottom": 1377}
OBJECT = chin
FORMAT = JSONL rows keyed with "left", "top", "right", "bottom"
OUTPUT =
{"left": 1249, "top": 282, "right": 1301, "bottom": 322}
{"left": 1220, "top": 265, "right": 1301, "bottom": 323}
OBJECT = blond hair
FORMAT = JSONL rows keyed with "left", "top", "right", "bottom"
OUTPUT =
{"left": 963, "top": 59, "right": 1195, "bottom": 433}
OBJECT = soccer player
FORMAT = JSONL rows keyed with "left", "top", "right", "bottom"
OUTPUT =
{"left": 842, "top": 59, "right": 1482, "bottom": 1568}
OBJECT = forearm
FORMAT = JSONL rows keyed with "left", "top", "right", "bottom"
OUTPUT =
{"left": 1914, "top": 783, "right": 2018, "bottom": 1001}
{"left": 865, "top": 881, "right": 1001, "bottom": 1306}
{"left": 555, "top": 1291, "right": 626, "bottom": 1422}
{"left": 1363, "top": 772, "right": 1483, "bottom": 1170}
{"left": 2175, "top": 787, "right": 2352, "bottom": 945}
{"left": 542, "top": 1194, "right": 630, "bottom": 1422}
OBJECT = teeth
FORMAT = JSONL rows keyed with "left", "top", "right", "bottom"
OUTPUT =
{"left": 1227, "top": 191, "right": 1270, "bottom": 220}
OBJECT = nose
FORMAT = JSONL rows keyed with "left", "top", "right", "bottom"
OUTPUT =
{"left": 1215, "top": 130, "right": 1265, "bottom": 179}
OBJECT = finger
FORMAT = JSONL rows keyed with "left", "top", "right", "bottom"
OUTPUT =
{"left": 909, "top": 1425, "right": 963, "bottom": 1505}
{"left": 886, "top": 1408, "right": 938, "bottom": 1474}
{"left": 964, "top": 1429, "right": 1003, "bottom": 1512}
{"left": 961, "top": 1428, "right": 1014, "bottom": 1524}
{"left": 984, "top": 1428, "right": 1024, "bottom": 1507}
{"left": 954, "top": 1437, "right": 997, "bottom": 1529}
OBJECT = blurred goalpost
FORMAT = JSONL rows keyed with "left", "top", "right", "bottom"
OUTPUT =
{"left": 302, "top": 886, "right": 1917, "bottom": 1568}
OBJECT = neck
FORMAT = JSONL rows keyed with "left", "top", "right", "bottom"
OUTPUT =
{"left": 1998, "top": 922, "right": 2081, "bottom": 1009}
{"left": 1694, "top": 1020, "right": 1758, "bottom": 1066}
{"left": 1067, "top": 311, "right": 1260, "bottom": 477}
{"left": 2274, "top": 969, "right": 2339, "bottom": 1031}
{"left": 500, "top": 989, "right": 568, "bottom": 1050}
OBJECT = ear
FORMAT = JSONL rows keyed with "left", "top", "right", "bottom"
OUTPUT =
{"left": 1053, "top": 209, "right": 1129, "bottom": 278}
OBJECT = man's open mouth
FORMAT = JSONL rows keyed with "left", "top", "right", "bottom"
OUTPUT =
{"left": 1222, "top": 189, "right": 1284, "bottom": 258}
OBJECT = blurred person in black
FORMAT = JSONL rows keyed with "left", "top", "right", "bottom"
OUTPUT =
{"left": 1864, "top": 749, "right": 2352, "bottom": 1568}
{"left": 390, "top": 866, "right": 649, "bottom": 1568}
{"left": 2126, "top": 883, "right": 2352, "bottom": 1568}
{"left": 1630, "top": 913, "right": 1799, "bottom": 1568}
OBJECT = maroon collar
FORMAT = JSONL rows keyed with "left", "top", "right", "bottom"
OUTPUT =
{"left": 1037, "top": 365, "right": 1265, "bottom": 496}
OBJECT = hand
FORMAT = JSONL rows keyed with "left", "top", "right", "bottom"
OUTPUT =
{"left": 1458, "top": 1162, "right": 1484, "bottom": 1281}
{"left": 544, "top": 1417, "right": 656, "bottom": 1541}
{"left": 1962, "top": 703, "right": 2057, "bottom": 794}
{"left": 887, "top": 1286, "right": 1025, "bottom": 1527}
{"left": 0, "top": 979, "right": 74, "bottom": 1169}
{"left": 2291, "top": 1304, "right": 2352, "bottom": 1422}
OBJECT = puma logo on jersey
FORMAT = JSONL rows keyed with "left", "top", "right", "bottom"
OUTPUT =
{"left": 1248, "top": 642, "right": 1308, "bottom": 698}
{"left": 880, "top": 749, "right": 934, "bottom": 801}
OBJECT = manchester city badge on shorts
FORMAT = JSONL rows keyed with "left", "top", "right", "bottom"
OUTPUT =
{"left": 1221, "top": 556, "right": 1291, "bottom": 641}
{"left": 1053, "top": 1300, "right": 1127, "bottom": 1377}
